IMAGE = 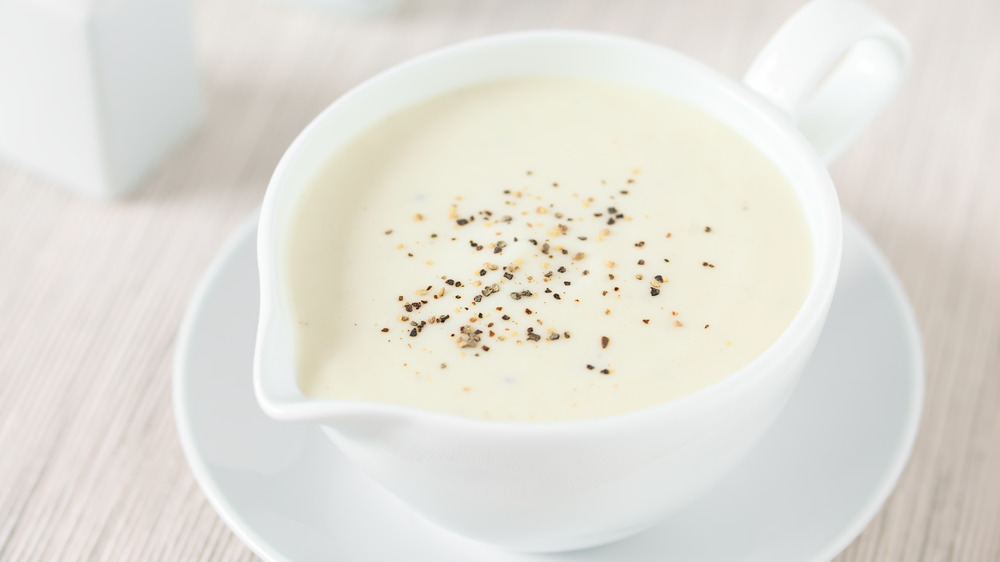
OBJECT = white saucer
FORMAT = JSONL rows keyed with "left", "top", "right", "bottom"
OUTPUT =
{"left": 173, "top": 214, "right": 923, "bottom": 562}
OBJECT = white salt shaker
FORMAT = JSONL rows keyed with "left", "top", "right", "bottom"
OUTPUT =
{"left": 0, "top": 0, "right": 202, "bottom": 199}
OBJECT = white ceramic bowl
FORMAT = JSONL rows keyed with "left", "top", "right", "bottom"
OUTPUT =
{"left": 254, "top": 0, "right": 907, "bottom": 552}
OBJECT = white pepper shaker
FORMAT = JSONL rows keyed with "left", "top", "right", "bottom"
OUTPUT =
{"left": 0, "top": 0, "right": 202, "bottom": 198}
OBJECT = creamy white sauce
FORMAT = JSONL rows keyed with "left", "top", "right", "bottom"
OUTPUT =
{"left": 283, "top": 77, "right": 812, "bottom": 422}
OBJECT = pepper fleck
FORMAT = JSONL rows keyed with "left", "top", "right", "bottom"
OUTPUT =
{"left": 601, "top": 336, "right": 610, "bottom": 349}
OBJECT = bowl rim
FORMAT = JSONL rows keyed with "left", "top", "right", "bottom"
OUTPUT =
{"left": 253, "top": 28, "right": 844, "bottom": 433}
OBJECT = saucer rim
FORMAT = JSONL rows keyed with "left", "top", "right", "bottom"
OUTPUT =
{"left": 807, "top": 214, "right": 924, "bottom": 562}
{"left": 174, "top": 212, "right": 289, "bottom": 562}
{"left": 172, "top": 212, "right": 924, "bottom": 562}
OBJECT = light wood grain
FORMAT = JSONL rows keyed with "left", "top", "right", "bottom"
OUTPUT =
{"left": 1, "top": 0, "right": 998, "bottom": 560}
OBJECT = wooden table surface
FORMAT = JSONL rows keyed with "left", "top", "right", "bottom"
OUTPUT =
{"left": 2, "top": 0, "right": 998, "bottom": 560}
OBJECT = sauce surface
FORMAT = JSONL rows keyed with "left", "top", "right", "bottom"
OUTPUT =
{"left": 283, "top": 77, "right": 812, "bottom": 422}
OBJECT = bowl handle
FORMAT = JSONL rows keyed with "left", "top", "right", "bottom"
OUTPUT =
{"left": 744, "top": 0, "right": 909, "bottom": 163}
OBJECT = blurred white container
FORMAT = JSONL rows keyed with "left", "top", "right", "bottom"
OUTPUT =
{"left": 275, "top": 0, "right": 402, "bottom": 17}
{"left": 0, "top": 0, "right": 202, "bottom": 199}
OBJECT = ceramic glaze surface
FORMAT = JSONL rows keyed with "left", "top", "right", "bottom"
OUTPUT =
{"left": 178, "top": 215, "right": 923, "bottom": 562}
{"left": 254, "top": 0, "right": 908, "bottom": 549}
